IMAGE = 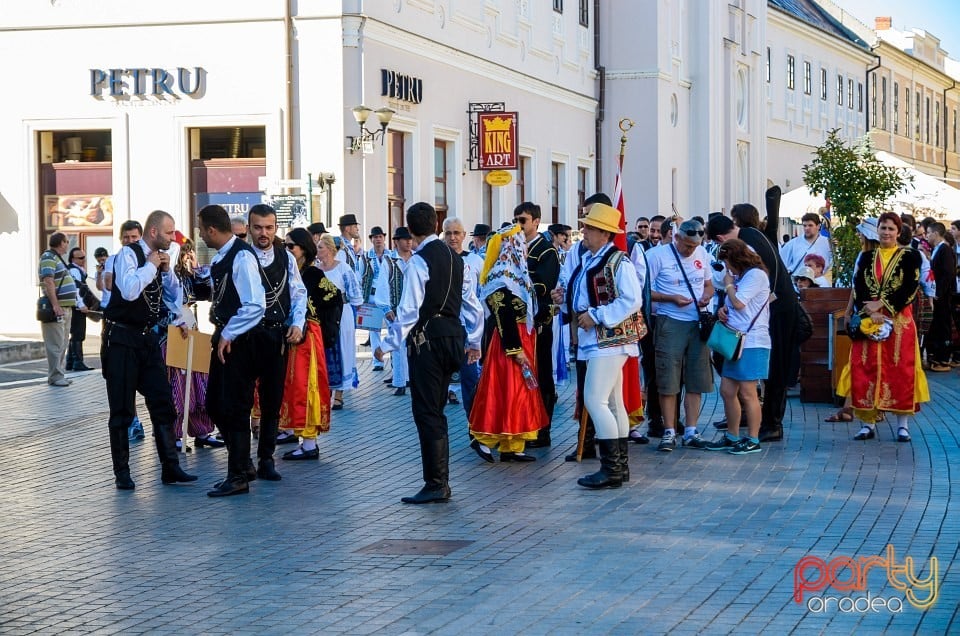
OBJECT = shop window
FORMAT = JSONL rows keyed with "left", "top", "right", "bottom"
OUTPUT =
{"left": 434, "top": 140, "right": 449, "bottom": 233}
{"left": 38, "top": 129, "right": 114, "bottom": 258}
{"left": 551, "top": 161, "right": 564, "bottom": 225}
{"left": 517, "top": 156, "right": 531, "bottom": 205}
{"left": 188, "top": 126, "right": 266, "bottom": 264}
{"left": 387, "top": 131, "right": 406, "bottom": 240}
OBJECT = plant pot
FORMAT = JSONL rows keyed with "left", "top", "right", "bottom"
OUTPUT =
{"left": 799, "top": 287, "right": 851, "bottom": 403}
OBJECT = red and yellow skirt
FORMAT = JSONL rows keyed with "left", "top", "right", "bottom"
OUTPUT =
{"left": 279, "top": 320, "right": 331, "bottom": 438}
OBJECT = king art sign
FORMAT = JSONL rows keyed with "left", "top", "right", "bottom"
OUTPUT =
{"left": 477, "top": 112, "right": 518, "bottom": 170}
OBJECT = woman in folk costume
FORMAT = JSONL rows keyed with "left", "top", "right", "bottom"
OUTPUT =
{"left": 553, "top": 203, "right": 643, "bottom": 489}
{"left": 837, "top": 213, "right": 929, "bottom": 443}
{"left": 468, "top": 224, "right": 548, "bottom": 463}
{"left": 278, "top": 228, "right": 343, "bottom": 460}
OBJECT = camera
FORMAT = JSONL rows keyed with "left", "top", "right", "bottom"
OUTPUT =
{"left": 711, "top": 262, "right": 724, "bottom": 272}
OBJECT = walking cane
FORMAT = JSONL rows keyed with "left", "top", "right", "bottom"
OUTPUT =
{"left": 180, "top": 331, "right": 194, "bottom": 453}
{"left": 576, "top": 405, "right": 590, "bottom": 462}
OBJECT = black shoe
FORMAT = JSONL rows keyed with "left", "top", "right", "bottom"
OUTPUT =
{"left": 470, "top": 439, "right": 495, "bottom": 463}
{"left": 577, "top": 439, "right": 623, "bottom": 489}
{"left": 564, "top": 444, "right": 598, "bottom": 461}
{"left": 73, "top": 362, "right": 94, "bottom": 372}
{"left": 853, "top": 427, "right": 876, "bottom": 441}
{"left": 499, "top": 452, "right": 536, "bottom": 462}
{"left": 115, "top": 474, "right": 136, "bottom": 490}
{"left": 401, "top": 484, "right": 451, "bottom": 504}
{"left": 383, "top": 378, "right": 394, "bottom": 384}
{"left": 447, "top": 391, "right": 460, "bottom": 405}
{"left": 214, "top": 463, "right": 256, "bottom": 489}
{"left": 393, "top": 387, "right": 406, "bottom": 396}
{"left": 896, "top": 427, "right": 911, "bottom": 443}
{"left": 526, "top": 428, "right": 551, "bottom": 448}
{"left": 282, "top": 446, "right": 320, "bottom": 460}
{"left": 758, "top": 425, "right": 783, "bottom": 442}
{"left": 256, "top": 458, "right": 282, "bottom": 481}
{"left": 195, "top": 435, "right": 226, "bottom": 448}
{"left": 276, "top": 432, "right": 299, "bottom": 445}
{"left": 628, "top": 429, "right": 649, "bottom": 444}
{"left": 207, "top": 475, "right": 249, "bottom": 497}
{"left": 161, "top": 465, "right": 198, "bottom": 484}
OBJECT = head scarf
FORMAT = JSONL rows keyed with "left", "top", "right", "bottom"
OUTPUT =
{"left": 479, "top": 224, "right": 536, "bottom": 331}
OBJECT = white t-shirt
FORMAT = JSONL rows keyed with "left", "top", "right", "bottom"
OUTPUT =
{"left": 780, "top": 234, "right": 833, "bottom": 275}
{"left": 646, "top": 242, "right": 711, "bottom": 322}
{"left": 725, "top": 267, "right": 770, "bottom": 349}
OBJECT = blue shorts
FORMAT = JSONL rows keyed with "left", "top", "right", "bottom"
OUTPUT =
{"left": 721, "top": 347, "right": 770, "bottom": 382}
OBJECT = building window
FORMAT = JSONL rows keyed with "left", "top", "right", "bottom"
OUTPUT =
{"left": 578, "top": 0, "right": 588, "bottom": 26}
{"left": 916, "top": 91, "right": 921, "bottom": 141}
{"left": 881, "top": 77, "right": 887, "bottom": 128}
{"left": 577, "top": 167, "right": 588, "bottom": 209}
{"left": 553, "top": 0, "right": 563, "bottom": 13}
{"left": 550, "top": 161, "right": 564, "bottom": 224}
{"left": 766, "top": 47, "right": 771, "bottom": 83}
{"left": 517, "top": 156, "right": 530, "bottom": 204}
{"left": 787, "top": 55, "right": 795, "bottom": 90}
{"left": 858, "top": 82, "right": 863, "bottom": 113}
{"left": 837, "top": 74, "right": 843, "bottom": 106}
{"left": 848, "top": 79, "right": 854, "bottom": 111}
{"left": 926, "top": 96, "right": 931, "bottom": 144}
{"left": 954, "top": 108, "right": 958, "bottom": 151}
{"left": 820, "top": 68, "right": 827, "bottom": 100}
{"left": 870, "top": 74, "right": 876, "bottom": 125}
{"left": 387, "top": 131, "right": 406, "bottom": 237}
{"left": 481, "top": 181, "right": 493, "bottom": 227}
{"left": 433, "top": 140, "right": 448, "bottom": 232}
{"left": 905, "top": 88, "right": 911, "bottom": 138}
{"left": 935, "top": 101, "right": 941, "bottom": 147}
{"left": 893, "top": 83, "right": 899, "bottom": 134}
{"left": 803, "top": 61, "right": 811, "bottom": 95}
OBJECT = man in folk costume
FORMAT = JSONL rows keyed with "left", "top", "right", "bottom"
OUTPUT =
{"left": 442, "top": 216, "right": 485, "bottom": 413}
{"left": 374, "top": 203, "right": 482, "bottom": 504}
{"left": 200, "top": 205, "right": 266, "bottom": 497}
{"left": 386, "top": 226, "right": 415, "bottom": 395}
{"left": 361, "top": 226, "right": 395, "bottom": 371}
{"left": 469, "top": 225, "right": 548, "bottom": 462}
{"left": 553, "top": 203, "right": 643, "bottom": 488}
{"left": 512, "top": 202, "right": 561, "bottom": 447}
{"left": 548, "top": 224, "right": 573, "bottom": 388}
{"left": 335, "top": 213, "right": 364, "bottom": 274}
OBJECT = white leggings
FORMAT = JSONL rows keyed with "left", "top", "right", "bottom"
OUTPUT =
{"left": 583, "top": 354, "right": 629, "bottom": 439}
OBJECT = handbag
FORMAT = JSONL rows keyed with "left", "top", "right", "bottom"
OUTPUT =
{"left": 706, "top": 278, "right": 768, "bottom": 362}
{"left": 36, "top": 254, "right": 66, "bottom": 323}
{"left": 596, "top": 312, "right": 648, "bottom": 348}
{"left": 670, "top": 244, "right": 713, "bottom": 341}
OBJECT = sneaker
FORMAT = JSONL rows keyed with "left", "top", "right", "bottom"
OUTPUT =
{"left": 128, "top": 425, "right": 139, "bottom": 441}
{"left": 133, "top": 419, "right": 146, "bottom": 440}
{"left": 713, "top": 418, "right": 728, "bottom": 431}
{"left": 682, "top": 431, "right": 709, "bottom": 449}
{"left": 729, "top": 439, "right": 761, "bottom": 455}
{"left": 657, "top": 433, "right": 676, "bottom": 453}
{"left": 704, "top": 436, "right": 740, "bottom": 451}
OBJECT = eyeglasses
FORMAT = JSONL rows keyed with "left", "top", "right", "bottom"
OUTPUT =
{"left": 681, "top": 229, "right": 704, "bottom": 237}
{"left": 284, "top": 243, "right": 298, "bottom": 250}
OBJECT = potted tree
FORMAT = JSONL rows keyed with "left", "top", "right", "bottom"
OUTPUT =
{"left": 797, "top": 129, "right": 910, "bottom": 402}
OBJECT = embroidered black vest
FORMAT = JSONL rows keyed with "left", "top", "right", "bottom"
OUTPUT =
{"left": 259, "top": 243, "right": 291, "bottom": 324}
{"left": 104, "top": 242, "right": 163, "bottom": 328}
{"left": 409, "top": 239, "right": 463, "bottom": 341}
{"left": 565, "top": 245, "right": 624, "bottom": 315}
{"left": 210, "top": 239, "right": 257, "bottom": 327}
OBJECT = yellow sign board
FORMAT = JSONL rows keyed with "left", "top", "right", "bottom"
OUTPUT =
{"left": 485, "top": 170, "right": 513, "bottom": 187}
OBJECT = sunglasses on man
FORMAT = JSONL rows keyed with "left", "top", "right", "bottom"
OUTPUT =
{"left": 681, "top": 229, "right": 704, "bottom": 237}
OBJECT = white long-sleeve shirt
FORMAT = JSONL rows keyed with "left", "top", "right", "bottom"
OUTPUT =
{"left": 253, "top": 244, "right": 307, "bottom": 330}
{"left": 113, "top": 239, "right": 184, "bottom": 326}
{"left": 211, "top": 236, "right": 265, "bottom": 342}
{"left": 380, "top": 235, "right": 483, "bottom": 354}
{"left": 569, "top": 243, "right": 642, "bottom": 359}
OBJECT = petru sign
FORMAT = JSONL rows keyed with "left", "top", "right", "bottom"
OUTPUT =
{"left": 794, "top": 545, "right": 939, "bottom": 612}
{"left": 90, "top": 67, "right": 204, "bottom": 98}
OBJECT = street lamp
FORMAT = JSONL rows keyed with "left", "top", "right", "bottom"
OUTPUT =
{"left": 346, "top": 105, "right": 395, "bottom": 155}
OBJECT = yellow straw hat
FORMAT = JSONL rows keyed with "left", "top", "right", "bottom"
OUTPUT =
{"left": 580, "top": 202, "right": 623, "bottom": 234}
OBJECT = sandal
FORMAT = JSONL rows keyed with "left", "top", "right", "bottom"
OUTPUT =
{"left": 824, "top": 407, "right": 853, "bottom": 423}
{"left": 332, "top": 397, "right": 344, "bottom": 411}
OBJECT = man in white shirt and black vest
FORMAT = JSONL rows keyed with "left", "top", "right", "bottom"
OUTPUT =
{"left": 246, "top": 204, "right": 307, "bottom": 481}
{"left": 102, "top": 210, "right": 197, "bottom": 490}
{"left": 200, "top": 204, "right": 267, "bottom": 497}
{"left": 375, "top": 203, "right": 482, "bottom": 504}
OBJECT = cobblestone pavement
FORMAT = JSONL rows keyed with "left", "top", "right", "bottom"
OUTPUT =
{"left": 0, "top": 350, "right": 956, "bottom": 635}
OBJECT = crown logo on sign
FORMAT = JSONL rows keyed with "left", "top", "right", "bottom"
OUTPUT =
{"left": 483, "top": 116, "right": 512, "bottom": 132}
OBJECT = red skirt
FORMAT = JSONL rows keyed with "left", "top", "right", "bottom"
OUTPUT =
{"left": 849, "top": 306, "right": 925, "bottom": 414}
{"left": 469, "top": 327, "right": 548, "bottom": 438}
{"left": 279, "top": 320, "right": 332, "bottom": 435}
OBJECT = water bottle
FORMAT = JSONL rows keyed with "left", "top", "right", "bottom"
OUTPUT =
{"left": 520, "top": 360, "right": 538, "bottom": 389}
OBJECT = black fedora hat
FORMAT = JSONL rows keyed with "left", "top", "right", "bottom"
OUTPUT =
{"left": 307, "top": 222, "right": 327, "bottom": 235}
{"left": 338, "top": 213, "right": 359, "bottom": 227}
{"left": 470, "top": 223, "right": 492, "bottom": 237}
{"left": 392, "top": 226, "right": 412, "bottom": 240}
{"left": 369, "top": 226, "right": 386, "bottom": 238}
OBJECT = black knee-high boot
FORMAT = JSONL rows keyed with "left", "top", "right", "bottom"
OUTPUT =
{"left": 577, "top": 439, "right": 623, "bottom": 489}
{"left": 109, "top": 427, "right": 135, "bottom": 490}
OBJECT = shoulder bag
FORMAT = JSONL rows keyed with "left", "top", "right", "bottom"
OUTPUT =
{"left": 670, "top": 244, "right": 714, "bottom": 341}
{"left": 37, "top": 252, "right": 67, "bottom": 323}
{"left": 706, "top": 281, "right": 768, "bottom": 361}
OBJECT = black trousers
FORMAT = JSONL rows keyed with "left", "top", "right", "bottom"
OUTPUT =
{"left": 762, "top": 304, "right": 798, "bottom": 431}
{"left": 927, "top": 296, "right": 953, "bottom": 363}
{"left": 101, "top": 324, "right": 179, "bottom": 469}
{"left": 249, "top": 326, "right": 288, "bottom": 459}
{"left": 639, "top": 326, "right": 661, "bottom": 421}
{"left": 408, "top": 333, "right": 464, "bottom": 489}
{"left": 206, "top": 330, "right": 258, "bottom": 435}
{"left": 535, "top": 324, "right": 556, "bottom": 422}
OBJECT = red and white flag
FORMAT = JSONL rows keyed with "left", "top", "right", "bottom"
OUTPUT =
{"left": 612, "top": 155, "right": 628, "bottom": 252}
{"left": 612, "top": 153, "right": 643, "bottom": 424}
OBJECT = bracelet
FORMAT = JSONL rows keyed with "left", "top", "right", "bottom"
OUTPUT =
{"left": 725, "top": 283, "right": 735, "bottom": 292}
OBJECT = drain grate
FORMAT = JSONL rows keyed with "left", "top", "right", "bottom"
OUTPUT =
{"left": 355, "top": 539, "right": 473, "bottom": 556}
